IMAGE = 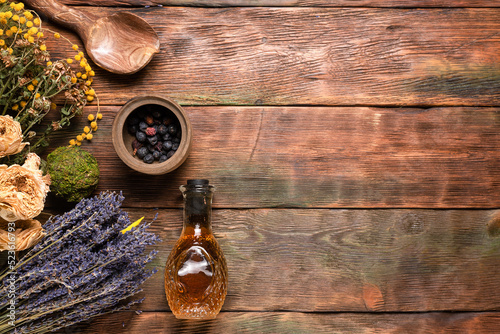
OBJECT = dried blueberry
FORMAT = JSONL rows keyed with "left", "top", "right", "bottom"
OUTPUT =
{"left": 163, "top": 140, "right": 173, "bottom": 151}
{"left": 158, "top": 124, "right": 168, "bottom": 136}
{"left": 137, "top": 147, "right": 148, "bottom": 159}
{"left": 136, "top": 131, "right": 146, "bottom": 142}
{"left": 147, "top": 136, "right": 158, "bottom": 145}
{"left": 147, "top": 144, "right": 156, "bottom": 152}
{"left": 143, "top": 154, "right": 154, "bottom": 164}
{"left": 168, "top": 124, "right": 178, "bottom": 135}
{"left": 129, "top": 107, "right": 184, "bottom": 164}
{"left": 139, "top": 121, "right": 148, "bottom": 131}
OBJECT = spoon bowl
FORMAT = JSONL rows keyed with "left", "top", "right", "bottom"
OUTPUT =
{"left": 25, "top": 0, "right": 160, "bottom": 75}
{"left": 86, "top": 12, "right": 160, "bottom": 74}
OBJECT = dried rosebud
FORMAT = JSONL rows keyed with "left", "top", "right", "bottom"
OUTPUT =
{"left": 0, "top": 153, "right": 51, "bottom": 222}
{"left": 145, "top": 127, "right": 156, "bottom": 136}
{"left": 0, "top": 115, "right": 29, "bottom": 158}
{"left": 0, "top": 218, "right": 45, "bottom": 251}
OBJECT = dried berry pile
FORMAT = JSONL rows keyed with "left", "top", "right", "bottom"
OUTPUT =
{"left": 127, "top": 105, "right": 182, "bottom": 164}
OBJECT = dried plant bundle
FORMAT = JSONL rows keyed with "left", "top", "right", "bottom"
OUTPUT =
{"left": 0, "top": 192, "right": 160, "bottom": 334}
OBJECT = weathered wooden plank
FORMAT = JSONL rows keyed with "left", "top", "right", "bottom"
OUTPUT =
{"left": 62, "top": 0, "right": 500, "bottom": 8}
{"left": 61, "top": 311, "right": 500, "bottom": 334}
{"left": 41, "top": 7, "right": 500, "bottom": 106}
{"left": 45, "top": 106, "right": 500, "bottom": 209}
{"left": 38, "top": 208, "right": 500, "bottom": 312}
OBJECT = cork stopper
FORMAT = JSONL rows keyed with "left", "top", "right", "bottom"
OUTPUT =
{"left": 187, "top": 179, "right": 209, "bottom": 186}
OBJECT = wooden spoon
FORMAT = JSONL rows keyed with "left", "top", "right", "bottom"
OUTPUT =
{"left": 25, "top": 0, "right": 160, "bottom": 75}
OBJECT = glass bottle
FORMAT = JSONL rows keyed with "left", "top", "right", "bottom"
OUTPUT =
{"left": 164, "top": 179, "right": 228, "bottom": 319}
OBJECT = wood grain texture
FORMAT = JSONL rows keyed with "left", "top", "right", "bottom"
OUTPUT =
{"left": 45, "top": 106, "right": 500, "bottom": 209}
{"left": 61, "top": 0, "right": 500, "bottom": 8}
{"left": 41, "top": 7, "right": 500, "bottom": 106}
{"left": 13, "top": 3, "right": 500, "bottom": 333}
{"left": 61, "top": 311, "right": 500, "bottom": 334}
{"left": 37, "top": 208, "right": 500, "bottom": 312}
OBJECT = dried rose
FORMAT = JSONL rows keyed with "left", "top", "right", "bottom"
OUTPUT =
{"left": 0, "top": 153, "right": 50, "bottom": 222}
{"left": 0, "top": 115, "right": 29, "bottom": 158}
{"left": 0, "top": 218, "right": 45, "bottom": 251}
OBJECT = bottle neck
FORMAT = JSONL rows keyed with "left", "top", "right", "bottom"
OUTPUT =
{"left": 181, "top": 185, "right": 214, "bottom": 236}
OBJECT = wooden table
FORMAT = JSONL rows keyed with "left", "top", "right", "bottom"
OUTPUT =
{"left": 39, "top": 0, "right": 500, "bottom": 332}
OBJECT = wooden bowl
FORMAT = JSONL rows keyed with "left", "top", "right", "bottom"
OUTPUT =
{"left": 112, "top": 95, "right": 192, "bottom": 175}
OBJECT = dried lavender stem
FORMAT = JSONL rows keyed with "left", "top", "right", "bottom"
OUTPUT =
{"left": 0, "top": 213, "right": 96, "bottom": 283}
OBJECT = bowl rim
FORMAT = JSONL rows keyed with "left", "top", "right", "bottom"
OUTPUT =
{"left": 112, "top": 95, "right": 192, "bottom": 175}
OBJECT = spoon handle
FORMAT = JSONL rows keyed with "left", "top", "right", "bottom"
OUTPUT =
{"left": 24, "top": 0, "right": 95, "bottom": 41}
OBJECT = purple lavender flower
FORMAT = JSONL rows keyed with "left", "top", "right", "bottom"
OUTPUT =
{"left": 0, "top": 192, "right": 160, "bottom": 334}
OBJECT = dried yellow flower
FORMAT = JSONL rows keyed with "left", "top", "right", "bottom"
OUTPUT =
{"left": 0, "top": 115, "right": 28, "bottom": 158}
{"left": 0, "top": 153, "right": 50, "bottom": 222}
{"left": 0, "top": 218, "right": 45, "bottom": 251}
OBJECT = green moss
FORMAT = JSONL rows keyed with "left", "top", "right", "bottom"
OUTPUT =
{"left": 47, "top": 146, "right": 100, "bottom": 202}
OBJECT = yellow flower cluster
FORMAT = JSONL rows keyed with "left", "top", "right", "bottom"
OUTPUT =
{"left": 75, "top": 51, "right": 97, "bottom": 91}
{"left": 67, "top": 64, "right": 100, "bottom": 146}
{"left": 50, "top": 29, "right": 96, "bottom": 93}
{"left": 50, "top": 25, "right": 101, "bottom": 147}
{"left": 69, "top": 112, "right": 102, "bottom": 146}
{"left": 2, "top": 2, "right": 96, "bottom": 103}
{"left": 0, "top": 1, "right": 42, "bottom": 47}
{"left": 0, "top": 1, "right": 103, "bottom": 163}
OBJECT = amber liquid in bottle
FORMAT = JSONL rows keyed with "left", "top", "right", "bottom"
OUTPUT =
{"left": 164, "top": 179, "right": 228, "bottom": 319}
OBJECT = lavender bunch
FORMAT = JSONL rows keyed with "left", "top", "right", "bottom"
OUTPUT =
{"left": 0, "top": 192, "right": 160, "bottom": 334}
